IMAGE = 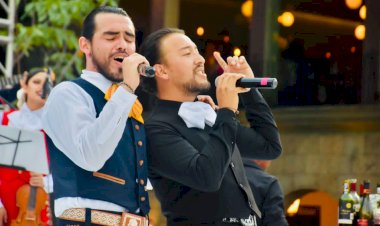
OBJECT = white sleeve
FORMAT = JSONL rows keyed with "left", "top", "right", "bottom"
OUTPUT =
{"left": 42, "top": 82, "right": 136, "bottom": 171}
{"left": 0, "top": 198, "right": 3, "bottom": 208}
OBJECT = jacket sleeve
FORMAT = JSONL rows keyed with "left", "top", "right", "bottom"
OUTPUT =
{"left": 262, "top": 179, "right": 289, "bottom": 226}
{"left": 237, "top": 89, "right": 282, "bottom": 160}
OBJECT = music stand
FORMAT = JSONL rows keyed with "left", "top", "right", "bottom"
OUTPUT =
{"left": 0, "top": 125, "right": 49, "bottom": 174}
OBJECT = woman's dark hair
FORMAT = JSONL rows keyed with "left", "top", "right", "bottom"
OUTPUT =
{"left": 138, "top": 28, "right": 184, "bottom": 95}
{"left": 82, "top": 6, "right": 130, "bottom": 41}
{"left": 25, "top": 68, "right": 47, "bottom": 84}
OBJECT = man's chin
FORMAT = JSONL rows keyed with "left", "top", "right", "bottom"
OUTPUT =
{"left": 104, "top": 72, "right": 123, "bottom": 83}
{"left": 199, "top": 81, "right": 211, "bottom": 91}
{"left": 185, "top": 83, "right": 211, "bottom": 94}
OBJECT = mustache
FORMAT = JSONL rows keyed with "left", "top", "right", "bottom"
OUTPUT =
{"left": 111, "top": 51, "right": 129, "bottom": 60}
{"left": 193, "top": 64, "right": 205, "bottom": 73}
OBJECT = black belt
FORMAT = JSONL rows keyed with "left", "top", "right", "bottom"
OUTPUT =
{"left": 222, "top": 214, "right": 257, "bottom": 226}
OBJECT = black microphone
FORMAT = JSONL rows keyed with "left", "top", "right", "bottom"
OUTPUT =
{"left": 215, "top": 77, "right": 278, "bottom": 89}
{"left": 41, "top": 68, "right": 53, "bottom": 99}
{"left": 137, "top": 64, "right": 155, "bottom": 78}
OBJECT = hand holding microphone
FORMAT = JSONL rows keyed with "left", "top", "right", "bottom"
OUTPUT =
{"left": 215, "top": 73, "right": 246, "bottom": 113}
{"left": 121, "top": 53, "right": 154, "bottom": 92}
{"left": 212, "top": 51, "right": 277, "bottom": 89}
{"left": 137, "top": 64, "right": 155, "bottom": 78}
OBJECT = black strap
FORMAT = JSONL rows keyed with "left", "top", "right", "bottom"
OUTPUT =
{"left": 231, "top": 145, "right": 261, "bottom": 218}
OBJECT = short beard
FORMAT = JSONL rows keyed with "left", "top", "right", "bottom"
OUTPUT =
{"left": 92, "top": 52, "right": 122, "bottom": 83}
{"left": 182, "top": 80, "right": 211, "bottom": 95}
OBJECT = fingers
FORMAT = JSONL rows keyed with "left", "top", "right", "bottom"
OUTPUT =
{"left": 30, "top": 171, "right": 43, "bottom": 177}
{"left": 227, "top": 56, "right": 247, "bottom": 68}
{"left": 216, "top": 73, "right": 241, "bottom": 91}
{"left": 238, "top": 55, "right": 246, "bottom": 64}
{"left": 215, "top": 73, "right": 241, "bottom": 110}
{"left": 123, "top": 53, "right": 150, "bottom": 67}
{"left": 122, "top": 53, "right": 149, "bottom": 90}
{"left": 0, "top": 207, "right": 7, "bottom": 225}
{"left": 29, "top": 172, "right": 44, "bottom": 187}
{"left": 216, "top": 73, "right": 250, "bottom": 94}
{"left": 197, "top": 95, "right": 218, "bottom": 110}
{"left": 213, "top": 51, "right": 228, "bottom": 71}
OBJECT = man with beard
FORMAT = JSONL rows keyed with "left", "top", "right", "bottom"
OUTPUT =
{"left": 42, "top": 6, "right": 150, "bottom": 226}
{"left": 139, "top": 28, "right": 282, "bottom": 226}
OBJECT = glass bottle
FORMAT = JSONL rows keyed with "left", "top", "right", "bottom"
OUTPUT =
{"left": 351, "top": 179, "right": 361, "bottom": 226}
{"left": 339, "top": 179, "right": 354, "bottom": 225}
{"left": 360, "top": 183, "right": 365, "bottom": 202}
{"left": 357, "top": 180, "right": 373, "bottom": 226}
{"left": 373, "top": 183, "right": 380, "bottom": 226}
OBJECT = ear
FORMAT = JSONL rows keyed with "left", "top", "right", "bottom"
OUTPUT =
{"left": 153, "top": 64, "right": 169, "bottom": 80}
{"left": 79, "top": 37, "right": 91, "bottom": 56}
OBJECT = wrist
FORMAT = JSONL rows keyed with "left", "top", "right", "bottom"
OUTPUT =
{"left": 218, "top": 107, "right": 239, "bottom": 115}
{"left": 119, "top": 81, "right": 135, "bottom": 94}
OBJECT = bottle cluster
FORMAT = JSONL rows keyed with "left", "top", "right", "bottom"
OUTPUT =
{"left": 338, "top": 179, "right": 380, "bottom": 226}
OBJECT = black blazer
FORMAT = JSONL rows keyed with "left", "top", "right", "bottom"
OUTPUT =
{"left": 145, "top": 89, "right": 282, "bottom": 225}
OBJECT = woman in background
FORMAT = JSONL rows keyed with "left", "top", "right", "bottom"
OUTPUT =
{"left": 0, "top": 68, "right": 54, "bottom": 226}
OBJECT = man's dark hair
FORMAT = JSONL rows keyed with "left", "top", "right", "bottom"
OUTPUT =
{"left": 139, "top": 28, "right": 184, "bottom": 95}
{"left": 82, "top": 6, "right": 130, "bottom": 41}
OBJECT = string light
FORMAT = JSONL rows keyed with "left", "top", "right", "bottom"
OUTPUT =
{"left": 325, "top": 52, "right": 331, "bottom": 59}
{"left": 278, "top": 12, "right": 294, "bottom": 27}
{"left": 354, "top": 25, "right": 365, "bottom": 40}
{"left": 345, "top": 0, "right": 362, "bottom": 10}
{"left": 359, "top": 5, "right": 366, "bottom": 20}
{"left": 233, "top": 48, "right": 241, "bottom": 57}
{"left": 196, "top": 26, "right": 205, "bottom": 36}
{"left": 241, "top": 0, "right": 253, "bottom": 18}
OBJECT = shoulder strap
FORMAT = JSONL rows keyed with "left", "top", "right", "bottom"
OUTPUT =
{"left": 231, "top": 146, "right": 262, "bottom": 218}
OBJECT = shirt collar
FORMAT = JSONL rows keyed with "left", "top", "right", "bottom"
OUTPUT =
{"left": 81, "top": 70, "right": 113, "bottom": 94}
{"left": 178, "top": 101, "right": 216, "bottom": 129}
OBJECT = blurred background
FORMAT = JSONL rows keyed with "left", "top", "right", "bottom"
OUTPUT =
{"left": 1, "top": 0, "right": 379, "bottom": 225}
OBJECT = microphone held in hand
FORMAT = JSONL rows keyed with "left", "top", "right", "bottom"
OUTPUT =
{"left": 41, "top": 68, "right": 54, "bottom": 99}
{"left": 137, "top": 64, "right": 155, "bottom": 78}
{"left": 215, "top": 77, "right": 278, "bottom": 89}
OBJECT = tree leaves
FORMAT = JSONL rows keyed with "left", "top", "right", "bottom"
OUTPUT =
{"left": 14, "top": 0, "right": 119, "bottom": 81}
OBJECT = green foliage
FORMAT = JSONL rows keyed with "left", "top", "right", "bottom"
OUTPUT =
{"left": 14, "top": 0, "right": 119, "bottom": 81}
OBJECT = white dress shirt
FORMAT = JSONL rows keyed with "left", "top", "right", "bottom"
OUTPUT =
{"left": 42, "top": 70, "right": 137, "bottom": 217}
